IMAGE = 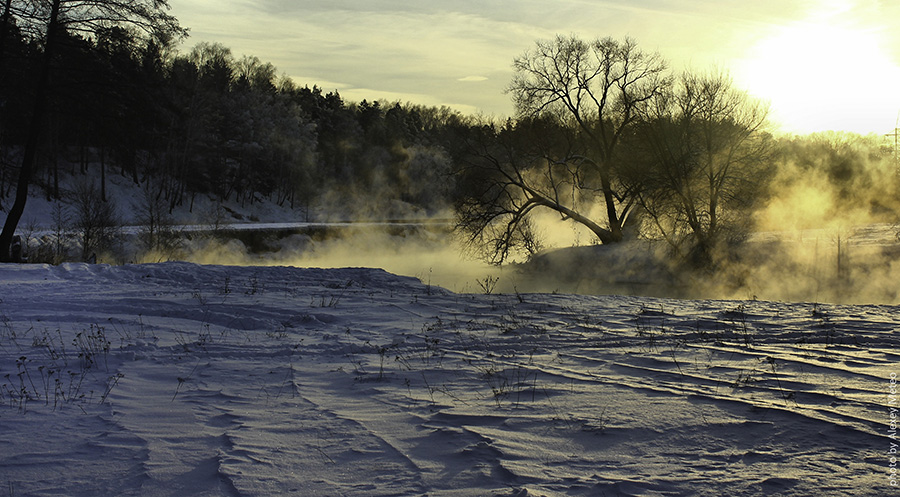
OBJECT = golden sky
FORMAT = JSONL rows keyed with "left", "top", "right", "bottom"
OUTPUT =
{"left": 170, "top": 0, "right": 900, "bottom": 135}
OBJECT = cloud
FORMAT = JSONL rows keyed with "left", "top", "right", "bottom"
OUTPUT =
{"left": 170, "top": 0, "right": 900, "bottom": 129}
{"left": 172, "top": 1, "right": 534, "bottom": 114}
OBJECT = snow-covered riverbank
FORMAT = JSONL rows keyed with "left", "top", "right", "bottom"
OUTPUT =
{"left": 1, "top": 262, "right": 895, "bottom": 495}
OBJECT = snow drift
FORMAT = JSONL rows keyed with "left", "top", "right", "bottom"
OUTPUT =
{"left": 0, "top": 262, "right": 896, "bottom": 496}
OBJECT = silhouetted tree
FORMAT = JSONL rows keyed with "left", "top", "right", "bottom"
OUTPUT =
{"left": 135, "top": 177, "right": 178, "bottom": 254}
{"left": 506, "top": 35, "right": 669, "bottom": 244}
{"left": 626, "top": 71, "right": 772, "bottom": 265}
{"left": 69, "top": 180, "right": 121, "bottom": 260}
{"left": 456, "top": 116, "right": 608, "bottom": 263}
{"left": 456, "top": 35, "right": 668, "bottom": 263}
{"left": 0, "top": 0, "right": 184, "bottom": 262}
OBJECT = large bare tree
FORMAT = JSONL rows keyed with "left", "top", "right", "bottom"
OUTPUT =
{"left": 508, "top": 35, "right": 668, "bottom": 242}
{"left": 0, "top": 0, "right": 184, "bottom": 262}
{"left": 456, "top": 116, "right": 604, "bottom": 264}
{"left": 456, "top": 35, "right": 668, "bottom": 263}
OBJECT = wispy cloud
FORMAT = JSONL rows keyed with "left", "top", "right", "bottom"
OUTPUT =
{"left": 173, "top": 1, "right": 540, "bottom": 114}
{"left": 170, "top": 0, "right": 900, "bottom": 131}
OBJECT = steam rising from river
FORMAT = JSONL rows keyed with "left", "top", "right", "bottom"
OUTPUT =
{"left": 157, "top": 214, "right": 899, "bottom": 304}
{"left": 170, "top": 225, "right": 512, "bottom": 295}
{"left": 136, "top": 134, "right": 900, "bottom": 304}
{"left": 147, "top": 192, "right": 900, "bottom": 304}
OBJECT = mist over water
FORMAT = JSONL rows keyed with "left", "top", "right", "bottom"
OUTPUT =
{"left": 739, "top": 226, "right": 900, "bottom": 303}
{"left": 151, "top": 215, "right": 898, "bottom": 305}
{"left": 168, "top": 224, "right": 510, "bottom": 295}
{"left": 131, "top": 133, "right": 900, "bottom": 305}
{"left": 735, "top": 137, "right": 900, "bottom": 304}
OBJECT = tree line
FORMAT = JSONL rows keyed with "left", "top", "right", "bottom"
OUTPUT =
{"left": 0, "top": 3, "right": 896, "bottom": 266}
{"left": 0, "top": 0, "right": 465, "bottom": 260}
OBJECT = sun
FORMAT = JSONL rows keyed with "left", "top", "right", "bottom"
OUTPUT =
{"left": 735, "top": 17, "right": 900, "bottom": 135}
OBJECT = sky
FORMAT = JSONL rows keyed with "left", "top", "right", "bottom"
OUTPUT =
{"left": 169, "top": 0, "right": 900, "bottom": 136}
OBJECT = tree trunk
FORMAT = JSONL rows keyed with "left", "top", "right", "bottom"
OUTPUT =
{"left": 100, "top": 146, "right": 107, "bottom": 202}
{"left": 53, "top": 154, "right": 59, "bottom": 200}
{"left": 0, "top": 0, "right": 12, "bottom": 72}
{"left": 80, "top": 144, "right": 88, "bottom": 174}
{"left": 131, "top": 151, "right": 140, "bottom": 184}
{"left": 0, "top": 0, "right": 61, "bottom": 262}
{"left": 50, "top": 116, "right": 60, "bottom": 199}
{"left": 599, "top": 170, "right": 624, "bottom": 243}
{"left": 0, "top": 157, "right": 6, "bottom": 206}
{"left": 0, "top": 0, "right": 13, "bottom": 208}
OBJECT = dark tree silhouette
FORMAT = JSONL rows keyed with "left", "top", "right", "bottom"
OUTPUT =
{"left": 456, "top": 116, "right": 613, "bottom": 263}
{"left": 0, "top": 0, "right": 184, "bottom": 262}
{"left": 626, "top": 71, "right": 772, "bottom": 265}
{"left": 506, "top": 35, "right": 669, "bottom": 244}
{"left": 456, "top": 35, "right": 668, "bottom": 263}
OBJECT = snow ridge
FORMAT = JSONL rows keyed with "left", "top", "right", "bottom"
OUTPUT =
{"left": 0, "top": 263, "right": 895, "bottom": 495}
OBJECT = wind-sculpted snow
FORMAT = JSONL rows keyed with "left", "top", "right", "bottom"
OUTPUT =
{"left": 0, "top": 262, "right": 896, "bottom": 496}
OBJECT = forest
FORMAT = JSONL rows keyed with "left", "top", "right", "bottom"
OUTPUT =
{"left": 0, "top": 18, "right": 463, "bottom": 215}
{"left": 1, "top": 1, "right": 898, "bottom": 272}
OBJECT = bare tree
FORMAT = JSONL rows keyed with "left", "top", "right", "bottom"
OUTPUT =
{"left": 507, "top": 35, "right": 669, "bottom": 244}
{"left": 0, "top": 0, "right": 184, "bottom": 262}
{"left": 69, "top": 180, "right": 121, "bottom": 261}
{"left": 627, "top": 71, "right": 772, "bottom": 265}
{"left": 456, "top": 35, "right": 668, "bottom": 263}
{"left": 135, "top": 178, "right": 179, "bottom": 255}
{"left": 456, "top": 116, "right": 610, "bottom": 263}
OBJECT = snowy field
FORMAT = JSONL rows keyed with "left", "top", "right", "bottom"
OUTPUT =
{"left": 1, "top": 261, "right": 898, "bottom": 496}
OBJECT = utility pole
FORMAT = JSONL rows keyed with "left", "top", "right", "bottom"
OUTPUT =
{"left": 887, "top": 111, "right": 900, "bottom": 163}
{"left": 886, "top": 127, "right": 899, "bottom": 161}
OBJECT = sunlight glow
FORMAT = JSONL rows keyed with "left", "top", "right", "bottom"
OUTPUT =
{"left": 736, "top": 15, "right": 900, "bottom": 135}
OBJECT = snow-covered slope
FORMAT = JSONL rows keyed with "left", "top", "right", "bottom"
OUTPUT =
{"left": 0, "top": 262, "right": 895, "bottom": 496}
